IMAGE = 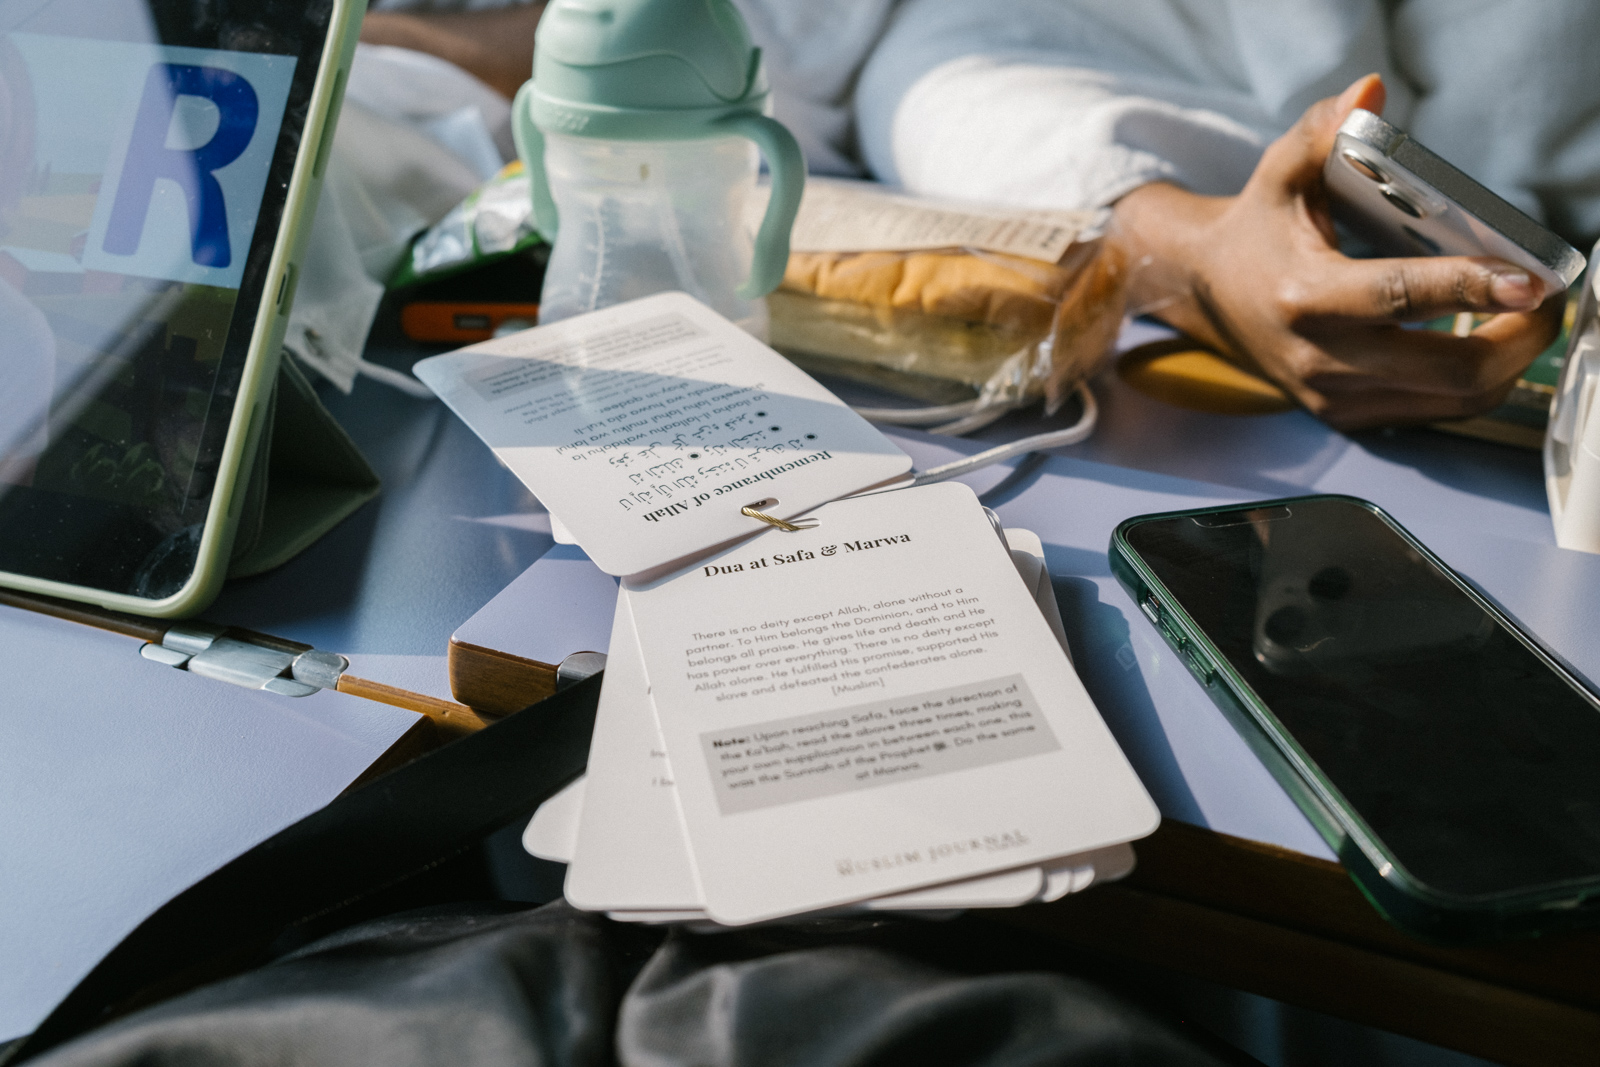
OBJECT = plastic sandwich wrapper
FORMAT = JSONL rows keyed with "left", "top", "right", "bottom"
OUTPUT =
{"left": 390, "top": 160, "right": 545, "bottom": 289}
{"left": 760, "top": 178, "right": 1127, "bottom": 428}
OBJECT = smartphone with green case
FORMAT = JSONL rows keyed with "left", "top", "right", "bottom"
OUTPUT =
{"left": 1111, "top": 494, "right": 1600, "bottom": 942}
{"left": 0, "top": 0, "right": 366, "bottom": 616}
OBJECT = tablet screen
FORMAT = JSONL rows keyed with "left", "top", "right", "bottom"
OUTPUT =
{"left": 0, "top": 0, "right": 334, "bottom": 599}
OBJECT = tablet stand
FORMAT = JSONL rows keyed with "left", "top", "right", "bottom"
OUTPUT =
{"left": 227, "top": 354, "right": 381, "bottom": 577}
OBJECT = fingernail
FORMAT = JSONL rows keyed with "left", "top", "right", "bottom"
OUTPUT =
{"left": 1490, "top": 269, "right": 1540, "bottom": 309}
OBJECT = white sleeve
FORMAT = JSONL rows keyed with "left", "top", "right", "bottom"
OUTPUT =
{"left": 1392, "top": 0, "right": 1600, "bottom": 244}
{"left": 732, "top": 0, "right": 904, "bottom": 175}
{"left": 856, "top": 0, "right": 1406, "bottom": 211}
{"left": 875, "top": 56, "right": 1266, "bottom": 210}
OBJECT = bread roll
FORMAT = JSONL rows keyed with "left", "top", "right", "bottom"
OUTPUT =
{"left": 771, "top": 242, "right": 1125, "bottom": 409}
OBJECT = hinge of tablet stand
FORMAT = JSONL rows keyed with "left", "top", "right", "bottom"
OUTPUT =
{"left": 140, "top": 623, "right": 347, "bottom": 698}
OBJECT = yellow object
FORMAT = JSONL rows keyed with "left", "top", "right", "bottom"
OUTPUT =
{"left": 784, "top": 248, "right": 1075, "bottom": 335}
{"left": 1118, "top": 341, "right": 1295, "bottom": 416}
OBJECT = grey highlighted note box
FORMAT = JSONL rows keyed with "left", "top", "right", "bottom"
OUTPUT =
{"left": 700, "top": 674, "right": 1060, "bottom": 815}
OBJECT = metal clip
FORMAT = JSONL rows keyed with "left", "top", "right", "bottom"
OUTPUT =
{"left": 140, "top": 624, "right": 347, "bottom": 698}
{"left": 556, "top": 651, "right": 608, "bottom": 690}
{"left": 740, "top": 505, "right": 818, "bottom": 532}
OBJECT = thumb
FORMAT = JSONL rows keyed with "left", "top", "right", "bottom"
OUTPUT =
{"left": 1252, "top": 74, "right": 1386, "bottom": 197}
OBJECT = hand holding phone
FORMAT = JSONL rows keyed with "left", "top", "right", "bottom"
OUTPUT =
{"left": 1113, "top": 75, "right": 1564, "bottom": 429}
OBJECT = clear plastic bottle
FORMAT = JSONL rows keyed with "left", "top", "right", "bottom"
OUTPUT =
{"left": 537, "top": 134, "right": 767, "bottom": 336}
{"left": 512, "top": 0, "right": 803, "bottom": 335}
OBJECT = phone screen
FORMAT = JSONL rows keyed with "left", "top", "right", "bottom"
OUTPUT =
{"left": 1125, "top": 497, "right": 1600, "bottom": 900}
{"left": 0, "top": 0, "right": 333, "bottom": 599}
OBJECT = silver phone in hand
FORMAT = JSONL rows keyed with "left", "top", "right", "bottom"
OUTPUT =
{"left": 1324, "top": 109, "right": 1584, "bottom": 293}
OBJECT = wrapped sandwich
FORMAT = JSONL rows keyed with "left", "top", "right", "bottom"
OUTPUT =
{"left": 764, "top": 180, "right": 1127, "bottom": 416}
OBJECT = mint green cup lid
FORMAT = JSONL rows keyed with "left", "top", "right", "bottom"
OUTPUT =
{"left": 528, "top": 0, "right": 771, "bottom": 140}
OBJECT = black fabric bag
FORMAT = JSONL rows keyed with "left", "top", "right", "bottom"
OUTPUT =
{"left": 3, "top": 677, "right": 1253, "bottom": 1067}
{"left": 18, "top": 900, "right": 1251, "bottom": 1067}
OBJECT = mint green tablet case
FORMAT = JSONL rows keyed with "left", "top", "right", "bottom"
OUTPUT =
{"left": 199, "top": 0, "right": 380, "bottom": 598}
{"left": 225, "top": 355, "right": 380, "bottom": 579}
{"left": 0, "top": 0, "right": 379, "bottom": 617}
{"left": 141, "top": 0, "right": 376, "bottom": 613}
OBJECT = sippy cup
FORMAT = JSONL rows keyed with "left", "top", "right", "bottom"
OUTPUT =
{"left": 512, "top": 0, "right": 805, "bottom": 336}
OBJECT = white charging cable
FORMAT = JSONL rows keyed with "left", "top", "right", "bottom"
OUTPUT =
{"left": 362, "top": 359, "right": 438, "bottom": 399}
{"left": 850, "top": 397, "right": 1019, "bottom": 436}
{"left": 910, "top": 387, "right": 1096, "bottom": 485}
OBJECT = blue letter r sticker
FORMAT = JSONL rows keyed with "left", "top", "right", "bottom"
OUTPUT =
{"left": 103, "top": 64, "right": 260, "bottom": 269}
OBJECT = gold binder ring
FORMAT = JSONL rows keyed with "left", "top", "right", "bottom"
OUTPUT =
{"left": 741, "top": 505, "right": 818, "bottom": 532}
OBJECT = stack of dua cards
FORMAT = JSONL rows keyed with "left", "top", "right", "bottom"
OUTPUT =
{"left": 414, "top": 291, "right": 913, "bottom": 577}
{"left": 417, "top": 292, "right": 1156, "bottom": 924}
{"left": 536, "top": 482, "right": 1159, "bottom": 925}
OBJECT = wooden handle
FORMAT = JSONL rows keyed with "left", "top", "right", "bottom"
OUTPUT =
{"left": 336, "top": 674, "right": 489, "bottom": 737}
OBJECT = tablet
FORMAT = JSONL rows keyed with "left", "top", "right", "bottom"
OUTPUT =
{"left": 0, "top": 0, "right": 362, "bottom": 615}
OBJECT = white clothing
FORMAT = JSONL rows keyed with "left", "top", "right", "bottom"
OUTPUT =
{"left": 372, "top": 0, "right": 899, "bottom": 176}
{"left": 352, "top": 0, "right": 1600, "bottom": 238}
{"left": 855, "top": 0, "right": 1600, "bottom": 243}
{"left": 729, "top": 0, "right": 901, "bottom": 175}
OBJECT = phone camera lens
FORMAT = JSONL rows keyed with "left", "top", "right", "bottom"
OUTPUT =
{"left": 1380, "top": 186, "right": 1423, "bottom": 218}
{"left": 1308, "top": 566, "right": 1352, "bottom": 601}
{"left": 1263, "top": 605, "right": 1308, "bottom": 644}
{"left": 1342, "top": 150, "right": 1386, "bottom": 183}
